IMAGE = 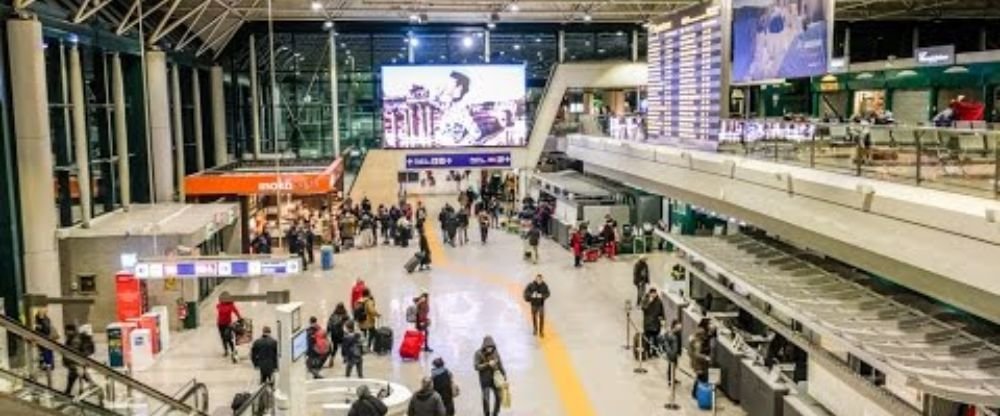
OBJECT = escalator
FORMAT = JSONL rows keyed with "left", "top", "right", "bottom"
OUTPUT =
{"left": 0, "top": 315, "right": 210, "bottom": 415}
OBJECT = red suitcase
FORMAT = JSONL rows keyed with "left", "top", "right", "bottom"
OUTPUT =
{"left": 583, "top": 248, "right": 601, "bottom": 262}
{"left": 399, "top": 330, "right": 424, "bottom": 360}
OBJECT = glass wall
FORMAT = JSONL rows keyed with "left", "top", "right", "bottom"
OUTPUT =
{"left": 229, "top": 23, "right": 646, "bottom": 157}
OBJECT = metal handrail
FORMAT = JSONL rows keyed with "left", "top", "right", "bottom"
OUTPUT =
{"left": 0, "top": 366, "right": 116, "bottom": 415}
{"left": 0, "top": 314, "right": 207, "bottom": 415}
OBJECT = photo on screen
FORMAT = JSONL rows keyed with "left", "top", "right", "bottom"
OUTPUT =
{"left": 731, "top": 0, "right": 831, "bottom": 82}
{"left": 381, "top": 65, "right": 527, "bottom": 148}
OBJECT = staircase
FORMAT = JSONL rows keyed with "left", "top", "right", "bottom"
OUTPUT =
{"left": 348, "top": 149, "right": 402, "bottom": 207}
{"left": 0, "top": 315, "right": 211, "bottom": 416}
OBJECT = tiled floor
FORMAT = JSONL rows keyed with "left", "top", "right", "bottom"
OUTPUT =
{"left": 132, "top": 196, "right": 746, "bottom": 416}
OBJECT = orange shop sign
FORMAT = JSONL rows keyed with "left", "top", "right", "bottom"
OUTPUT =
{"left": 184, "top": 159, "right": 343, "bottom": 196}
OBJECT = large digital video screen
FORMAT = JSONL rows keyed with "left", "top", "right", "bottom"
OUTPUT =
{"left": 732, "top": 0, "right": 831, "bottom": 83}
{"left": 381, "top": 65, "right": 527, "bottom": 148}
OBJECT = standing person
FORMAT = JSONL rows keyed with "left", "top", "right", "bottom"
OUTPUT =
{"left": 414, "top": 293, "right": 433, "bottom": 352}
{"left": 358, "top": 289, "right": 381, "bottom": 352}
{"left": 347, "top": 385, "right": 387, "bottom": 416}
{"left": 251, "top": 326, "right": 278, "bottom": 384}
{"left": 633, "top": 256, "right": 650, "bottom": 304}
{"left": 641, "top": 288, "right": 665, "bottom": 360}
{"left": 350, "top": 279, "right": 367, "bottom": 310}
{"left": 473, "top": 336, "right": 506, "bottom": 416}
{"left": 407, "top": 377, "right": 447, "bottom": 416}
{"left": 688, "top": 323, "right": 711, "bottom": 398}
{"left": 526, "top": 224, "right": 541, "bottom": 264}
{"left": 662, "top": 320, "right": 683, "bottom": 387}
{"left": 456, "top": 208, "right": 469, "bottom": 245}
{"left": 305, "top": 223, "right": 316, "bottom": 265}
{"left": 63, "top": 324, "right": 95, "bottom": 395}
{"left": 437, "top": 206, "right": 450, "bottom": 245}
{"left": 342, "top": 321, "right": 364, "bottom": 378}
{"left": 601, "top": 220, "right": 617, "bottom": 260}
{"left": 418, "top": 230, "right": 432, "bottom": 271}
{"left": 216, "top": 294, "right": 242, "bottom": 362}
{"left": 478, "top": 209, "right": 491, "bottom": 243}
{"left": 489, "top": 197, "right": 501, "bottom": 228}
{"left": 570, "top": 227, "right": 583, "bottom": 267}
{"left": 306, "top": 316, "right": 330, "bottom": 379}
{"left": 431, "top": 358, "right": 457, "bottom": 416}
{"left": 326, "top": 302, "right": 350, "bottom": 368}
{"left": 34, "top": 308, "right": 55, "bottom": 371}
{"left": 523, "top": 274, "right": 551, "bottom": 337}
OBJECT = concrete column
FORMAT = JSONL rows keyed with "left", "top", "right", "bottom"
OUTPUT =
{"left": 7, "top": 18, "right": 63, "bottom": 328}
{"left": 249, "top": 35, "right": 262, "bottom": 159}
{"left": 210, "top": 66, "right": 227, "bottom": 167}
{"left": 484, "top": 30, "right": 491, "bottom": 63}
{"left": 192, "top": 68, "right": 205, "bottom": 171}
{"left": 328, "top": 29, "right": 340, "bottom": 156}
{"left": 558, "top": 30, "right": 566, "bottom": 63}
{"left": 631, "top": 29, "right": 639, "bottom": 62}
{"left": 68, "top": 45, "right": 92, "bottom": 226}
{"left": 110, "top": 53, "right": 131, "bottom": 209}
{"left": 145, "top": 50, "right": 175, "bottom": 202}
{"left": 170, "top": 64, "right": 185, "bottom": 200}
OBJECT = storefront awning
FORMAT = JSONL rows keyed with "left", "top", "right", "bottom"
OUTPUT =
{"left": 185, "top": 158, "right": 344, "bottom": 196}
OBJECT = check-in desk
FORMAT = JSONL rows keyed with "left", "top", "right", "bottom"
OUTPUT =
{"left": 712, "top": 336, "right": 746, "bottom": 402}
{"left": 783, "top": 394, "right": 834, "bottom": 416}
{"left": 681, "top": 307, "right": 703, "bottom": 350}
{"left": 739, "top": 359, "right": 790, "bottom": 416}
{"left": 663, "top": 292, "right": 688, "bottom": 331}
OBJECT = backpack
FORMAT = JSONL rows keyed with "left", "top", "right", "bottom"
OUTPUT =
{"left": 405, "top": 305, "right": 417, "bottom": 323}
{"left": 353, "top": 301, "right": 368, "bottom": 323}
{"left": 312, "top": 327, "right": 330, "bottom": 355}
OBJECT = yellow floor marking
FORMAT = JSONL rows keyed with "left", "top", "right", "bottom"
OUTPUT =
{"left": 421, "top": 217, "right": 597, "bottom": 416}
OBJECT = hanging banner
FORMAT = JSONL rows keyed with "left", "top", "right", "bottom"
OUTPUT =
{"left": 405, "top": 152, "right": 513, "bottom": 169}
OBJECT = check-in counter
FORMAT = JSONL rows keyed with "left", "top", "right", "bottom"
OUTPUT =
{"left": 663, "top": 292, "right": 688, "bottom": 330}
{"left": 783, "top": 394, "right": 834, "bottom": 416}
{"left": 739, "top": 359, "right": 790, "bottom": 416}
{"left": 681, "top": 307, "right": 703, "bottom": 351}
{"left": 712, "top": 335, "right": 746, "bottom": 402}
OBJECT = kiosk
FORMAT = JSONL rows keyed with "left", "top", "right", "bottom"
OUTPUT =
{"left": 274, "top": 302, "right": 307, "bottom": 416}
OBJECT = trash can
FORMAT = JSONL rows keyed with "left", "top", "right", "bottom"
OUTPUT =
{"left": 321, "top": 245, "right": 335, "bottom": 270}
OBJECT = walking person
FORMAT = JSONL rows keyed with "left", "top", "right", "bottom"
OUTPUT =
{"left": 63, "top": 324, "right": 95, "bottom": 396}
{"left": 474, "top": 336, "right": 506, "bottom": 416}
{"left": 34, "top": 308, "right": 56, "bottom": 372}
{"left": 326, "top": 303, "right": 350, "bottom": 368}
{"left": 413, "top": 293, "right": 433, "bottom": 352}
{"left": 523, "top": 274, "right": 551, "bottom": 337}
{"left": 216, "top": 293, "right": 242, "bottom": 363}
{"left": 418, "top": 230, "right": 432, "bottom": 271}
{"left": 306, "top": 316, "right": 331, "bottom": 379}
{"left": 570, "top": 227, "right": 583, "bottom": 267}
{"left": 456, "top": 208, "right": 469, "bottom": 245}
{"left": 633, "top": 256, "right": 650, "bottom": 304}
{"left": 357, "top": 289, "right": 381, "bottom": 352}
{"left": 348, "top": 385, "right": 387, "bottom": 416}
{"left": 251, "top": 326, "right": 278, "bottom": 384}
{"left": 431, "top": 358, "right": 457, "bottom": 416}
{"left": 342, "top": 321, "right": 365, "bottom": 378}
{"left": 478, "top": 209, "right": 491, "bottom": 243}
{"left": 526, "top": 224, "right": 541, "bottom": 264}
{"left": 662, "top": 319, "right": 683, "bottom": 388}
{"left": 407, "top": 377, "right": 447, "bottom": 416}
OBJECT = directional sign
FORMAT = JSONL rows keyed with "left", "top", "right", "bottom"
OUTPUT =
{"left": 405, "top": 152, "right": 512, "bottom": 169}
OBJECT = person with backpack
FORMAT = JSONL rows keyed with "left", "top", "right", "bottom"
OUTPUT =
{"left": 523, "top": 274, "right": 551, "bottom": 337}
{"left": 251, "top": 326, "right": 278, "bottom": 384}
{"left": 633, "top": 256, "right": 650, "bottom": 304}
{"left": 526, "top": 224, "right": 541, "bottom": 264}
{"left": 306, "top": 316, "right": 331, "bottom": 378}
{"left": 407, "top": 377, "right": 447, "bottom": 416}
{"left": 63, "top": 324, "right": 95, "bottom": 395}
{"left": 431, "top": 358, "right": 457, "bottom": 416}
{"left": 357, "top": 289, "right": 380, "bottom": 352}
{"left": 326, "top": 302, "right": 350, "bottom": 368}
{"left": 342, "top": 321, "right": 364, "bottom": 378}
{"left": 348, "top": 385, "right": 387, "bottom": 416}
{"left": 410, "top": 293, "right": 433, "bottom": 352}
{"left": 474, "top": 336, "right": 506, "bottom": 416}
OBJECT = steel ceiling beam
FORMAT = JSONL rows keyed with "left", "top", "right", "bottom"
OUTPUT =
{"left": 116, "top": 0, "right": 173, "bottom": 35}
{"left": 150, "top": 0, "right": 212, "bottom": 43}
{"left": 176, "top": 8, "right": 231, "bottom": 49}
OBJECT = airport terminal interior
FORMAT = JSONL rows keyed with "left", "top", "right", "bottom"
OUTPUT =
{"left": 1, "top": 0, "right": 1000, "bottom": 415}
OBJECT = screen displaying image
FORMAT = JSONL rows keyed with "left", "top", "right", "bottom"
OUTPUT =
{"left": 382, "top": 65, "right": 527, "bottom": 148}
{"left": 291, "top": 330, "right": 308, "bottom": 362}
{"left": 732, "top": 0, "right": 831, "bottom": 82}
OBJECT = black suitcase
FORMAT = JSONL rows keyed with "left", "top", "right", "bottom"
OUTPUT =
{"left": 231, "top": 392, "right": 251, "bottom": 411}
{"left": 373, "top": 327, "right": 393, "bottom": 355}
{"left": 404, "top": 253, "right": 420, "bottom": 273}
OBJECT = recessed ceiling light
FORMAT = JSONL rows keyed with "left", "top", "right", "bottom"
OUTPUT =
{"left": 513, "top": 44, "right": 521, "bottom": 50}
{"left": 583, "top": 13, "right": 592, "bottom": 22}
{"left": 310, "top": 1, "right": 322, "bottom": 11}
{"left": 509, "top": 3, "right": 520, "bottom": 12}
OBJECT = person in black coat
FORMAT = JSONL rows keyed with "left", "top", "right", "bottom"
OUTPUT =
{"left": 348, "top": 385, "right": 388, "bottom": 416}
{"left": 431, "top": 358, "right": 457, "bottom": 416}
{"left": 641, "top": 288, "right": 665, "bottom": 359}
{"left": 251, "top": 326, "right": 279, "bottom": 384}
{"left": 473, "top": 336, "right": 506, "bottom": 416}
{"left": 633, "top": 257, "right": 650, "bottom": 304}
{"left": 523, "top": 274, "right": 551, "bottom": 337}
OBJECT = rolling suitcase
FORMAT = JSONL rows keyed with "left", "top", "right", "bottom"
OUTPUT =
{"left": 373, "top": 326, "right": 393, "bottom": 355}
{"left": 583, "top": 248, "right": 601, "bottom": 262}
{"left": 399, "top": 330, "right": 424, "bottom": 360}
{"left": 696, "top": 381, "right": 713, "bottom": 410}
{"left": 404, "top": 252, "right": 421, "bottom": 273}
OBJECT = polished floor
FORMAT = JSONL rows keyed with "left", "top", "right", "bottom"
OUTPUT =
{"left": 134, "top": 197, "right": 745, "bottom": 415}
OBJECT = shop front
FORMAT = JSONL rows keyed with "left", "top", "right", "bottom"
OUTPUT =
{"left": 185, "top": 158, "right": 345, "bottom": 252}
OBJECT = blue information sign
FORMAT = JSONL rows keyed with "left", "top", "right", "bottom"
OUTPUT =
{"left": 405, "top": 152, "right": 512, "bottom": 169}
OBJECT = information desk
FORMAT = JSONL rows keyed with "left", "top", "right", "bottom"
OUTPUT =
{"left": 739, "top": 359, "right": 790, "bottom": 416}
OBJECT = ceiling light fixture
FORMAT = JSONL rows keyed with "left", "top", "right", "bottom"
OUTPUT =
{"left": 487, "top": 22, "right": 497, "bottom": 29}
{"left": 583, "top": 13, "right": 592, "bottom": 22}
{"left": 509, "top": 3, "right": 520, "bottom": 12}
{"left": 323, "top": 20, "right": 334, "bottom": 30}
{"left": 462, "top": 36, "right": 474, "bottom": 48}
{"left": 513, "top": 44, "right": 521, "bottom": 50}
{"left": 310, "top": 1, "right": 322, "bottom": 11}
{"left": 409, "top": 13, "right": 420, "bottom": 22}
{"left": 409, "top": 37, "right": 419, "bottom": 47}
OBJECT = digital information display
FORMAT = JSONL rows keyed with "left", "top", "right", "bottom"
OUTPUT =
{"left": 133, "top": 257, "right": 301, "bottom": 279}
{"left": 291, "top": 330, "right": 308, "bottom": 362}
{"left": 647, "top": 4, "right": 724, "bottom": 151}
{"left": 381, "top": 65, "right": 527, "bottom": 148}
{"left": 405, "top": 152, "right": 512, "bottom": 169}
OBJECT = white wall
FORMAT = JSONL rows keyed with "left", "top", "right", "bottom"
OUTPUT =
{"left": 808, "top": 359, "right": 895, "bottom": 416}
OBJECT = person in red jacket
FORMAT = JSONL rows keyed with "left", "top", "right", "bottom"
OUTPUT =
{"left": 414, "top": 293, "right": 433, "bottom": 353}
{"left": 570, "top": 227, "right": 583, "bottom": 268}
{"left": 216, "top": 292, "right": 242, "bottom": 362}
{"left": 350, "top": 279, "right": 367, "bottom": 309}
